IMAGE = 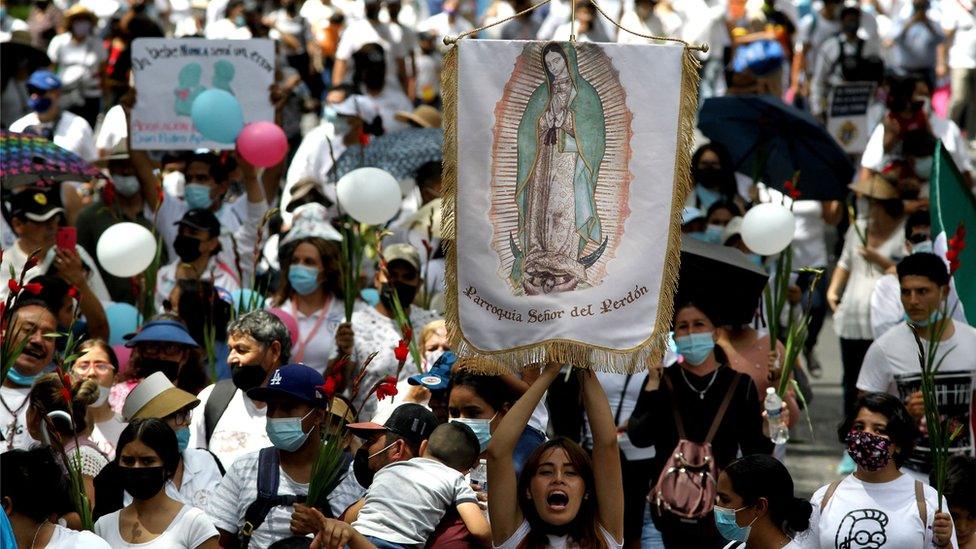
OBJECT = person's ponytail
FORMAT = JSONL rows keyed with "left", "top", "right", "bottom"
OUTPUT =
{"left": 783, "top": 496, "right": 813, "bottom": 534}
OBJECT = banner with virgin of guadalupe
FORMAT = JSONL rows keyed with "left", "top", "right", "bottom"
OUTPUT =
{"left": 443, "top": 39, "right": 700, "bottom": 373}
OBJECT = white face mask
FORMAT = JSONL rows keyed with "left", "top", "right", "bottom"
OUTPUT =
{"left": 113, "top": 175, "right": 141, "bottom": 197}
{"left": 72, "top": 20, "right": 92, "bottom": 37}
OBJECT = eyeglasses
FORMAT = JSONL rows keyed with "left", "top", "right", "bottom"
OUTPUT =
{"left": 72, "top": 361, "right": 114, "bottom": 375}
{"left": 139, "top": 342, "right": 186, "bottom": 355}
{"left": 166, "top": 408, "right": 193, "bottom": 428}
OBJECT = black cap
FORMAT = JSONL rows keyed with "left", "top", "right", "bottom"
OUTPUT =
{"left": 348, "top": 403, "right": 438, "bottom": 446}
{"left": 176, "top": 208, "right": 220, "bottom": 237}
{"left": 10, "top": 187, "right": 64, "bottom": 222}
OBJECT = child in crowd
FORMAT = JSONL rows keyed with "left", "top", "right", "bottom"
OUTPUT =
{"left": 350, "top": 422, "right": 491, "bottom": 548}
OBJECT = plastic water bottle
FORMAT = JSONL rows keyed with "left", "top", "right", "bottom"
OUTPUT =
{"left": 470, "top": 459, "right": 488, "bottom": 488}
{"left": 764, "top": 387, "right": 789, "bottom": 444}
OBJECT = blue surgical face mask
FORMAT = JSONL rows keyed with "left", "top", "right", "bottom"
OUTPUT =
{"left": 913, "top": 156, "right": 933, "bottom": 180}
{"left": 324, "top": 107, "right": 353, "bottom": 136}
{"left": 904, "top": 310, "right": 941, "bottom": 328}
{"left": 688, "top": 231, "right": 709, "bottom": 243}
{"left": 113, "top": 175, "right": 141, "bottom": 197}
{"left": 184, "top": 183, "right": 213, "bottom": 210}
{"left": 288, "top": 265, "right": 321, "bottom": 295}
{"left": 911, "top": 240, "right": 933, "bottom": 255}
{"left": 747, "top": 253, "right": 764, "bottom": 267}
{"left": 675, "top": 332, "right": 715, "bottom": 366}
{"left": 266, "top": 409, "right": 315, "bottom": 452}
{"left": 6, "top": 367, "right": 41, "bottom": 387}
{"left": 175, "top": 427, "right": 191, "bottom": 452}
{"left": 28, "top": 96, "right": 53, "bottom": 113}
{"left": 704, "top": 224, "right": 724, "bottom": 244}
{"left": 695, "top": 184, "right": 722, "bottom": 212}
{"left": 234, "top": 14, "right": 246, "bottom": 26}
{"left": 714, "top": 505, "right": 756, "bottom": 542}
{"left": 450, "top": 413, "right": 496, "bottom": 452}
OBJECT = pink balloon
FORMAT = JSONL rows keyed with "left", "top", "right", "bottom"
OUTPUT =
{"left": 267, "top": 307, "right": 299, "bottom": 347}
{"left": 236, "top": 122, "right": 288, "bottom": 168}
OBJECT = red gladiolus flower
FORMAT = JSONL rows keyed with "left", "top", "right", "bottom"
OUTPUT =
{"left": 403, "top": 327, "right": 413, "bottom": 342}
{"left": 23, "top": 282, "right": 43, "bottom": 295}
{"left": 789, "top": 189, "right": 802, "bottom": 200}
{"left": 783, "top": 180, "right": 795, "bottom": 192}
{"left": 7, "top": 280, "right": 20, "bottom": 294}
{"left": 102, "top": 181, "right": 116, "bottom": 205}
{"left": 394, "top": 340, "right": 409, "bottom": 362}
{"left": 359, "top": 133, "right": 370, "bottom": 147}
{"left": 67, "top": 286, "right": 79, "bottom": 299}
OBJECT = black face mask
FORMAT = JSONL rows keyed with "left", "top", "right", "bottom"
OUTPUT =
{"left": 119, "top": 466, "right": 168, "bottom": 500}
{"left": 365, "top": 5, "right": 381, "bottom": 19}
{"left": 174, "top": 234, "right": 204, "bottom": 263}
{"left": 842, "top": 21, "right": 859, "bottom": 34}
{"left": 140, "top": 358, "right": 181, "bottom": 380}
{"left": 379, "top": 282, "right": 418, "bottom": 311}
{"left": 232, "top": 363, "right": 267, "bottom": 392}
{"left": 353, "top": 448, "right": 376, "bottom": 488}
{"left": 695, "top": 167, "right": 725, "bottom": 189}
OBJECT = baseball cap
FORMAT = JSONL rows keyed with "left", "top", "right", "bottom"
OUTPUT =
{"left": 122, "top": 371, "right": 200, "bottom": 421}
{"left": 331, "top": 94, "right": 379, "bottom": 123}
{"left": 247, "top": 364, "right": 329, "bottom": 408}
{"left": 10, "top": 187, "right": 64, "bottom": 222}
{"left": 280, "top": 203, "right": 343, "bottom": 246}
{"left": 348, "top": 403, "right": 437, "bottom": 446}
{"left": 383, "top": 243, "right": 421, "bottom": 272}
{"left": 26, "top": 70, "right": 61, "bottom": 92}
{"left": 124, "top": 319, "right": 200, "bottom": 348}
{"left": 176, "top": 208, "right": 220, "bottom": 237}
{"left": 682, "top": 207, "right": 705, "bottom": 226}
{"left": 408, "top": 350, "right": 456, "bottom": 391}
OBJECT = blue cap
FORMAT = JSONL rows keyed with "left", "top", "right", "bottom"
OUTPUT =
{"left": 247, "top": 364, "right": 328, "bottom": 408}
{"left": 407, "top": 351, "right": 456, "bottom": 391}
{"left": 27, "top": 70, "right": 62, "bottom": 92}
{"left": 124, "top": 319, "right": 200, "bottom": 348}
{"left": 682, "top": 207, "right": 705, "bottom": 225}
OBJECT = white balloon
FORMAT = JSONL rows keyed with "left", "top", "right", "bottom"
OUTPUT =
{"left": 96, "top": 222, "right": 157, "bottom": 278}
{"left": 740, "top": 203, "right": 796, "bottom": 256}
{"left": 336, "top": 167, "right": 402, "bottom": 225}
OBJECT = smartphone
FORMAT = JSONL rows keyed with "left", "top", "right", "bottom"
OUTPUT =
{"left": 56, "top": 227, "right": 77, "bottom": 251}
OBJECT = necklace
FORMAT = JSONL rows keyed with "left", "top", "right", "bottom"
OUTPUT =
{"left": 30, "top": 520, "right": 47, "bottom": 548}
{"left": 0, "top": 392, "right": 29, "bottom": 450}
{"left": 679, "top": 366, "right": 720, "bottom": 400}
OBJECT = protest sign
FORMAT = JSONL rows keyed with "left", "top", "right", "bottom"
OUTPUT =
{"left": 443, "top": 40, "right": 700, "bottom": 372}
{"left": 827, "top": 82, "right": 875, "bottom": 154}
{"left": 130, "top": 38, "right": 275, "bottom": 150}
{"left": 895, "top": 371, "right": 974, "bottom": 473}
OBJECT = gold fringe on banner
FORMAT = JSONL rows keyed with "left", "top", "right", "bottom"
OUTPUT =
{"left": 441, "top": 43, "right": 701, "bottom": 374}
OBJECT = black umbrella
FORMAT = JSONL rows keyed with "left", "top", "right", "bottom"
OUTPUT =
{"left": 328, "top": 127, "right": 442, "bottom": 181}
{"left": 678, "top": 237, "right": 769, "bottom": 326}
{"left": 698, "top": 95, "right": 855, "bottom": 201}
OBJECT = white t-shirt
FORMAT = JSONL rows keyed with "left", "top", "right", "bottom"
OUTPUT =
{"left": 282, "top": 124, "right": 344, "bottom": 223}
{"left": 123, "top": 448, "right": 224, "bottom": 513}
{"left": 834, "top": 221, "right": 906, "bottom": 340}
{"left": 861, "top": 115, "right": 973, "bottom": 175}
{"left": 335, "top": 19, "right": 405, "bottom": 93}
{"left": 9, "top": 110, "right": 96, "bottom": 161}
{"left": 943, "top": 0, "right": 976, "bottom": 69}
{"left": 205, "top": 18, "right": 253, "bottom": 39}
{"left": 47, "top": 523, "right": 111, "bottom": 548}
{"left": 47, "top": 33, "right": 104, "bottom": 97}
{"left": 89, "top": 411, "right": 128, "bottom": 460}
{"left": 495, "top": 519, "right": 623, "bottom": 549}
{"left": 417, "top": 12, "right": 473, "bottom": 47}
{"left": 353, "top": 457, "right": 478, "bottom": 545}
{"left": 208, "top": 449, "right": 308, "bottom": 549}
{"left": 365, "top": 86, "right": 414, "bottom": 135}
{"left": 0, "top": 385, "right": 35, "bottom": 451}
{"left": 795, "top": 474, "right": 957, "bottom": 549}
{"left": 95, "top": 505, "right": 217, "bottom": 548}
{"left": 278, "top": 297, "right": 346, "bottom": 375}
{"left": 187, "top": 385, "right": 269, "bottom": 468}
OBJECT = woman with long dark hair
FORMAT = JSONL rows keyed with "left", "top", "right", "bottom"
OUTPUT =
{"left": 488, "top": 363, "right": 624, "bottom": 548}
{"left": 689, "top": 143, "right": 747, "bottom": 214}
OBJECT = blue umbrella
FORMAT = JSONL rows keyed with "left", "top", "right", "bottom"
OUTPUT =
{"left": 698, "top": 95, "right": 855, "bottom": 201}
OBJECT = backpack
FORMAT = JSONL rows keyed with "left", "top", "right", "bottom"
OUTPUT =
{"left": 834, "top": 38, "right": 885, "bottom": 83}
{"left": 650, "top": 373, "right": 741, "bottom": 520}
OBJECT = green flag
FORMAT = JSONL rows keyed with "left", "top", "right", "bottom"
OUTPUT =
{"left": 931, "top": 141, "right": 976, "bottom": 326}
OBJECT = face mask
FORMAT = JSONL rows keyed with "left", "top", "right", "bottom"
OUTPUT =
{"left": 846, "top": 430, "right": 892, "bottom": 471}
{"left": 747, "top": 253, "right": 763, "bottom": 268}
{"left": 0, "top": 7, "right": 6, "bottom": 18}
{"left": 380, "top": 282, "right": 418, "bottom": 310}
{"left": 6, "top": 368, "right": 40, "bottom": 387}
{"left": 266, "top": 409, "right": 315, "bottom": 452}
{"left": 28, "top": 96, "right": 53, "bottom": 113}
{"left": 72, "top": 20, "right": 92, "bottom": 37}
{"left": 911, "top": 240, "right": 933, "bottom": 254}
{"left": 93, "top": 385, "right": 111, "bottom": 407}
{"left": 113, "top": 175, "right": 140, "bottom": 198}
{"left": 674, "top": 332, "right": 715, "bottom": 366}
{"left": 353, "top": 440, "right": 398, "bottom": 487}
{"left": 687, "top": 231, "right": 709, "bottom": 243}
{"left": 184, "top": 183, "right": 213, "bottom": 210}
{"left": 714, "top": 505, "right": 757, "bottom": 542}
{"left": 234, "top": 14, "right": 246, "bottom": 26}
{"left": 695, "top": 184, "right": 723, "bottom": 211}
{"left": 903, "top": 309, "right": 941, "bottom": 328}
{"left": 913, "top": 156, "right": 933, "bottom": 180}
{"left": 175, "top": 427, "right": 191, "bottom": 452}
{"left": 232, "top": 363, "right": 267, "bottom": 391}
{"left": 842, "top": 21, "right": 859, "bottom": 34}
{"left": 704, "top": 224, "right": 725, "bottom": 244}
{"left": 119, "top": 466, "right": 169, "bottom": 500}
{"left": 288, "top": 265, "right": 321, "bottom": 296}
{"left": 450, "top": 414, "right": 495, "bottom": 452}
{"left": 174, "top": 234, "right": 204, "bottom": 263}
{"left": 696, "top": 168, "right": 725, "bottom": 190}
{"left": 139, "top": 358, "right": 181, "bottom": 380}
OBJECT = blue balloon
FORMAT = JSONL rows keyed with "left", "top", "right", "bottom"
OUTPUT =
{"left": 231, "top": 288, "right": 265, "bottom": 311}
{"left": 190, "top": 89, "right": 244, "bottom": 143}
{"left": 105, "top": 302, "right": 140, "bottom": 346}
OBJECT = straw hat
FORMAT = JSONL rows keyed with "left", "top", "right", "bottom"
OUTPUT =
{"left": 848, "top": 176, "right": 899, "bottom": 200}
{"left": 394, "top": 105, "right": 442, "bottom": 129}
{"left": 93, "top": 140, "right": 129, "bottom": 167}
{"left": 64, "top": 4, "right": 98, "bottom": 23}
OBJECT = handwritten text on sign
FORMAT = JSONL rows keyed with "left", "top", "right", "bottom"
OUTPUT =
{"left": 130, "top": 38, "right": 274, "bottom": 150}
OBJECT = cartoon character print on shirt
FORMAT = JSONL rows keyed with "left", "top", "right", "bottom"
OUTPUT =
{"left": 835, "top": 509, "right": 889, "bottom": 549}
{"left": 174, "top": 63, "right": 206, "bottom": 116}
{"left": 212, "top": 60, "right": 236, "bottom": 95}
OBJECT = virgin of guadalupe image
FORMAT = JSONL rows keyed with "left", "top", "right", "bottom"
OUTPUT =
{"left": 509, "top": 42, "right": 608, "bottom": 295}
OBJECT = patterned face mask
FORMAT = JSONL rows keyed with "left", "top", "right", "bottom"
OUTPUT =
{"left": 846, "top": 430, "right": 892, "bottom": 471}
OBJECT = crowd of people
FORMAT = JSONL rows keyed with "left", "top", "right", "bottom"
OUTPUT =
{"left": 1, "top": 0, "right": 975, "bottom": 545}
